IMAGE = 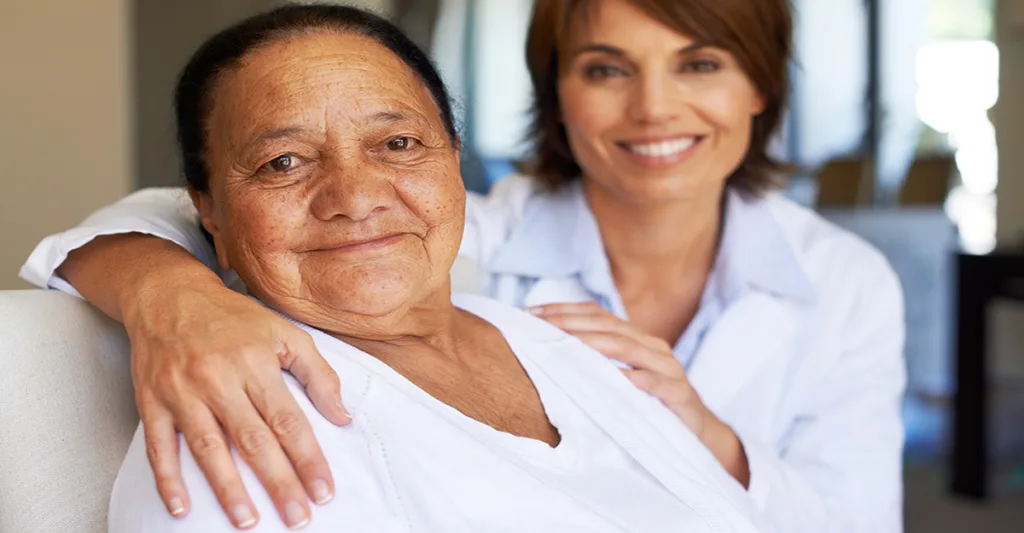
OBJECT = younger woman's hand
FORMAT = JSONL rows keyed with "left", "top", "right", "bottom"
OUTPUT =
{"left": 529, "top": 302, "right": 750, "bottom": 486}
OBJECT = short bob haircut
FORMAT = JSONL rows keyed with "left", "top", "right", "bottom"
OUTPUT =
{"left": 524, "top": 0, "right": 794, "bottom": 196}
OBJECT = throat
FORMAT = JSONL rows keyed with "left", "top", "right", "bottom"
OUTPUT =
{"left": 360, "top": 313, "right": 562, "bottom": 448}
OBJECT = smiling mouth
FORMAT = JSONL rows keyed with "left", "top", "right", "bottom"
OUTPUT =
{"left": 617, "top": 137, "right": 702, "bottom": 158}
{"left": 315, "top": 233, "right": 406, "bottom": 253}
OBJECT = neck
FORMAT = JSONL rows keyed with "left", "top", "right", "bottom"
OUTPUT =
{"left": 583, "top": 179, "right": 725, "bottom": 294}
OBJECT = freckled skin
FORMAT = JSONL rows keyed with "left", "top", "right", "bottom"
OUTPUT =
{"left": 195, "top": 31, "right": 466, "bottom": 340}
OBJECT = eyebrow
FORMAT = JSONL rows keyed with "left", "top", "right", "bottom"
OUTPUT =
{"left": 570, "top": 41, "right": 709, "bottom": 60}
{"left": 243, "top": 126, "right": 307, "bottom": 153}
{"left": 242, "top": 112, "right": 423, "bottom": 153}
{"left": 369, "top": 111, "right": 409, "bottom": 124}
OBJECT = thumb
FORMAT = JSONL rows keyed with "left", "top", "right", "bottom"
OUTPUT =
{"left": 279, "top": 329, "right": 352, "bottom": 426}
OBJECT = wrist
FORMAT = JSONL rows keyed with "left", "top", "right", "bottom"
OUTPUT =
{"left": 701, "top": 413, "right": 751, "bottom": 488}
{"left": 122, "top": 257, "right": 225, "bottom": 332}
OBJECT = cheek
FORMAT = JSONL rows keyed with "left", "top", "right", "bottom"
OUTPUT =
{"left": 558, "top": 80, "right": 622, "bottom": 144}
{"left": 395, "top": 159, "right": 465, "bottom": 228}
{"left": 697, "top": 81, "right": 761, "bottom": 139}
{"left": 224, "top": 190, "right": 309, "bottom": 263}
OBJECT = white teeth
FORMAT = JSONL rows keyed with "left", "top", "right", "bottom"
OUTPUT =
{"left": 626, "top": 138, "right": 697, "bottom": 157}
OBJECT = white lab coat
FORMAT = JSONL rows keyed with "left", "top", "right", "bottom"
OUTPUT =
{"left": 22, "top": 175, "right": 906, "bottom": 533}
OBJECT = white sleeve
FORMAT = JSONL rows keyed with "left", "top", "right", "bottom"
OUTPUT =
{"left": 743, "top": 253, "right": 906, "bottom": 533}
{"left": 19, "top": 188, "right": 220, "bottom": 294}
{"left": 108, "top": 374, "right": 405, "bottom": 533}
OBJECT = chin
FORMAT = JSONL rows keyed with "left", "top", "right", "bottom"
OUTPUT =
{"left": 316, "top": 264, "right": 431, "bottom": 316}
{"left": 610, "top": 178, "right": 708, "bottom": 206}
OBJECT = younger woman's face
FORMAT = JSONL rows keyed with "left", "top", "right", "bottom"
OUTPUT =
{"left": 558, "top": 0, "right": 765, "bottom": 204}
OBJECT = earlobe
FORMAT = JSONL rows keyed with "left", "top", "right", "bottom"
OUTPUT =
{"left": 188, "top": 189, "right": 232, "bottom": 272}
{"left": 753, "top": 93, "right": 767, "bottom": 116}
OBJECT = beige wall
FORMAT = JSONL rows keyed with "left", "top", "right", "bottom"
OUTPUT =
{"left": 996, "top": 0, "right": 1024, "bottom": 246}
{"left": 992, "top": 0, "right": 1024, "bottom": 381}
{"left": 0, "top": 0, "right": 133, "bottom": 289}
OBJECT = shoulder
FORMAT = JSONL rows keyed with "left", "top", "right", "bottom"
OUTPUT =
{"left": 763, "top": 194, "right": 902, "bottom": 308}
{"left": 452, "top": 293, "right": 575, "bottom": 345}
{"left": 464, "top": 174, "right": 546, "bottom": 234}
{"left": 109, "top": 322, "right": 401, "bottom": 533}
{"left": 460, "top": 173, "right": 554, "bottom": 265}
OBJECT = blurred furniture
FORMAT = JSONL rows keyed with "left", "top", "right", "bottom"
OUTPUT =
{"left": 815, "top": 158, "right": 871, "bottom": 207}
{"left": 0, "top": 259, "right": 485, "bottom": 532}
{"left": 0, "top": 290, "right": 136, "bottom": 533}
{"left": 815, "top": 154, "right": 956, "bottom": 208}
{"left": 899, "top": 155, "right": 956, "bottom": 206}
{"left": 820, "top": 209, "right": 957, "bottom": 397}
{"left": 952, "top": 250, "right": 1024, "bottom": 500}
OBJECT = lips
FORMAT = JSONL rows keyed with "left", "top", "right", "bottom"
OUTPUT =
{"left": 619, "top": 137, "right": 700, "bottom": 157}
{"left": 313, "top": 232, "right": 406, "bottom": 252}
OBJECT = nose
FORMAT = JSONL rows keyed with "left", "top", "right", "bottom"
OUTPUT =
{"left": 309, "top": 160, "right": 397, "bottom": 222}
{"left": 628, "top": 72, "right": 682, "bottom": 126}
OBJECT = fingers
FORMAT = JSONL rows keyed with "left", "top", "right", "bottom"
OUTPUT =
{"left": 527, "top": 302, "right": 604, "bottom": 317}
{"left": 279, "top": 329, "right": 351, "bottom": 427}
{"left": 140, "top": 401, "right": 190, "bottom": 519}
{"left": 534, "top": 310, "right": 628, "bottom": 335}
{"left": 247, "top": 371, "right": 335, "bottom": 507}
{"left": 572, "top": 331, "right": 684, "bottom": 377}
{"left": 622, "top": 369, "right": 698, "bottom": 410}
{"left": 210, "top": 385, "right": 313, "bottom": 530}
{"left": 530, "top": 303, "right": 672, "bottom": 354}
{"left": 175, "top": 403, "right": 260, "bottom": 530}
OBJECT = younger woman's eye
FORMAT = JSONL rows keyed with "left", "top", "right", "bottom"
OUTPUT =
{"left": 386, "top": 137, "right": 417, "bottom": 151}
{"left": 262, "top": 154, "right": 296, "bottom": 173}
{"left": 682, "top": 59, "right": 721, "bottom": 74}
{"left": 584, "top": 64, "right": 628, "bottom": 80}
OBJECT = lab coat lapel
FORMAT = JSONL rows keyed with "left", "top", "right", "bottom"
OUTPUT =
{"left": 520, "top": 337, "right": 764, "bottom": 533}
{"left": 686, "top": 292, "right": 800, "bottom": 414}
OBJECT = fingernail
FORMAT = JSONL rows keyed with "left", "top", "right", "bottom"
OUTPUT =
{"left": 285, "top": 501, "right": 309, "bottom": 529}
{"left": 337, "top": 399, "right": 353, "bottom": 423}
{"left": 527, "top": 307, "right": 544, "bottom": 316}
{"left": 232, "top": 504, "right": 257, "bottom": 529}
{"left": 310, "top": 479, "right": 333, "bottom": 505}
{"left": 168, "top": 496, "right": 186, "bottom": 517}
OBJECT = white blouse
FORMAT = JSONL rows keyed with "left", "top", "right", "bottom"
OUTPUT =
{"left": 108, "top": 294, "right": 765, "bottom": 533}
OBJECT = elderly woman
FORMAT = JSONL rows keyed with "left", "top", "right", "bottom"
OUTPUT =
{"left": 102, "top": 5, "right": 763, "bottom": 532}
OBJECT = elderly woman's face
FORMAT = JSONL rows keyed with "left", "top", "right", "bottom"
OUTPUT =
{"left": 195, "top": 32, "right": 465, "bottom": 327}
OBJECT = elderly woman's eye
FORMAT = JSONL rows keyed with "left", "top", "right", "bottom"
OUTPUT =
{"left": 263, "top": 155, "right": 296, "bottom": 172}
{"left": 386, "top": 137, "right": 416, "bottom": 151}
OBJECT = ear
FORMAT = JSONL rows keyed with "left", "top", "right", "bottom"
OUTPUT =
{"left": 188, "top": 188, "right": 232, "bottom": 272}
{"left": 752, "top": 91, "right": 767, "bottom": 117}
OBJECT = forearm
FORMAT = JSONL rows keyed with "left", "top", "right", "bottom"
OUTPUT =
{"left": 702, "top": 417, "right": 751, "bottom": 488}
{"left": 57, "top": 233, "right": 224, "bottom": 323}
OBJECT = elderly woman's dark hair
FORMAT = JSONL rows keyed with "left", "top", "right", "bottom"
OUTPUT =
{"left": 175, "top": 3, "right": 458, "bottom": 193}
{"left": 525, "top": 0, "right": 794, "bottom": 196}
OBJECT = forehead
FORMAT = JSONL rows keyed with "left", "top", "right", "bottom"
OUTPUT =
{"left": 563, "top": 0, "right": 698, "bottom": 50}
{"left": 208, "top": 31, "right": 436, "bottom": 134}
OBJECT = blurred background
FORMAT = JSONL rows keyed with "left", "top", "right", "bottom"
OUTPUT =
{"left": 1, "top": 0, "right": 1023, "bottom": 530}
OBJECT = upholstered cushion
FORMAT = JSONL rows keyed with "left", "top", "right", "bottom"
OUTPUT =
{"left": 0, "top": 290, "right": 136, "bottom": 533}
